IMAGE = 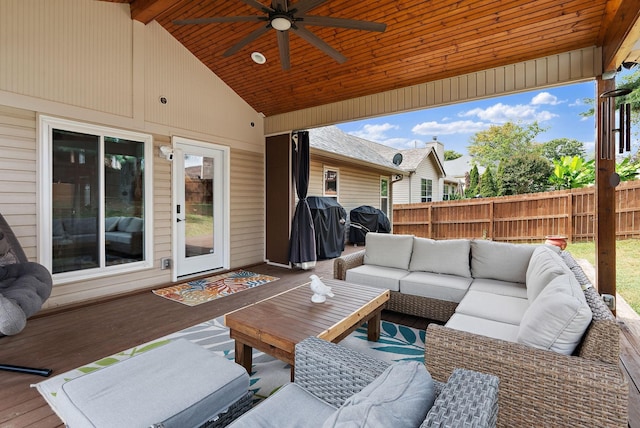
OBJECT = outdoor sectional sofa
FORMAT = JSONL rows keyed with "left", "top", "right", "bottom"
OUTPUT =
{"left": 334, "top": 233, "right": 629, "bottom": 427}
{"left": 53, "top": 216, "right": 143, "bottom": 257}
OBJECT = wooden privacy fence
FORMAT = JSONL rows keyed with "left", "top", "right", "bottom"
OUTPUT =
{"left": 392, "top": 179, "right": 640, "bottom": 243}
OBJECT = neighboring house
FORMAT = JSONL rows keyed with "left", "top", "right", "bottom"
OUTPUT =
{"left": 308, "top": 126, "right": 404, "bottom": 219}
{"left": 360, "top": 138, "right": 447, "bottom": 204}
{"left": 443, "top": 155, "right": 486, "bottom": 198}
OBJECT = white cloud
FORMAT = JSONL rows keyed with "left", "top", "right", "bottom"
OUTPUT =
{"left": 350, "top": 123, "right": 399, "bottom": 142}
{"left": 459, "top": 102, "right": 557, "bottom": 123}
{"left": 531, "top": 92, "right": 564, "bottom": 105}
{"left": 412, "top": 120, "right": 489, "bottom": 135}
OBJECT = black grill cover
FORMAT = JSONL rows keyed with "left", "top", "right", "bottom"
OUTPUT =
{"left": 307, "top": 197, "right": 347, "bottom": 259}
{"left": 349, "top": 205, "right": 391, "bottom": 244}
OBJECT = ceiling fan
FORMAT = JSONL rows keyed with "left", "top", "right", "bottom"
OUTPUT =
{"left": 173, "top": 0, "right": 387, "bottom": 70}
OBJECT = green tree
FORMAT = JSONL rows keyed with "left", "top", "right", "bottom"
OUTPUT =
{"left": 465, "top": 164, "right": 480, "bottom": 198}
{"left": 542, "top": 138, "right": 585, "bottom": 161}
{"left": 498, "top": 153, "right": 553, "bottom": 195}
{"left": 495, "top": 160, "right": 506, "bottom": 196}
{"left": 548, "top": 156, "right": 595, "bottom": 190}
{"left": 467, "top": 121, "right": 546, "bottom": 169}
{"left": 444, "top": 150, "right": 463, "bottom": 161}
{"left": 479, "top": 166, "right": 497, "bottom": 197}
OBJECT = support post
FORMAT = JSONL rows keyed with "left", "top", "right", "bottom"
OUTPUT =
{"left": 595, "top": 77, "right": 617, "bottom": 314}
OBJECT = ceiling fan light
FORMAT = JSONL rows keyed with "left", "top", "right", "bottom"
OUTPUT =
{"left": 271, "top": 16, "right": 291, "bottom": 31}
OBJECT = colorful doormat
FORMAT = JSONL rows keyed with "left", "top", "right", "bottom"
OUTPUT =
{"left": 152, "top": 270, "right": 279, "bottom": 306}
{"left": 34, "top": 317, "right": 426, "bottom": 419}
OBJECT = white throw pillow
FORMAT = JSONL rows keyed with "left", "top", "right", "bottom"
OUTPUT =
{"left": 517, "top": 273, "right": 592, "bottom": 355}
{"left": 409, "top": 238, "right": 471, "bottom": 277}
{"left": 471, "top": 240, "right": 538, "bottom": 283}
{"left": 322, "top": 361, "right": 436, "bottom": 428}
{"left": 364, "top": 233, "right": 414, "bottom": 270}
{"left": 526, "top": 246, "right": 571, "bottom": 302}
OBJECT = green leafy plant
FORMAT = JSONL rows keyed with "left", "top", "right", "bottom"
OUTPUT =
{"left": 549, "top": 156, "right": 595, "bottom": 190}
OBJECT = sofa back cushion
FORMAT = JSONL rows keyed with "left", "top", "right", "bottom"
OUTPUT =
{"left": 409, "top": 238, "right": 471, "bottom": 278}
{"left": 517, "top": 273, "right": 593, "bottom": 355}
{"left": 364, "top": 233, "right": 414, "bottom": 270}
{"left": 526, "top": 246, "right": 571, "bottom": 302}
{"left": 322, "top": 361, "right": 435, "bottom": 428}
{"left": 471, "top": 240, "right": 538, "bottom": 283}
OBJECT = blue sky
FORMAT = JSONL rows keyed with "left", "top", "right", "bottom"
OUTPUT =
{"left": 337, "top": 81, "right": 597, "bottom": 156}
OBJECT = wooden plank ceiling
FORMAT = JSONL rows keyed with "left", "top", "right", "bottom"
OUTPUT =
{"left": 101, "top": 0, "right": 631, "bottom": 117}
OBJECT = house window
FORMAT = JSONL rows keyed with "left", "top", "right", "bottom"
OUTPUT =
{"left": 380, "top": 177, "right": 389, "bottom": 215}
{"left": 324, "top": 167, "right": 339, "bottom": 198}
{"left": 40, "top": 116, "right": 153, "bottom": 279}
{"left": 443, "top": 184, "right": 450, "bottom": 201}
{"left": 421, "top": 178, "right": 432, "bottom": 202}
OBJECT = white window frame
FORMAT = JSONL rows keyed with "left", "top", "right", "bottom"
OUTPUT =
{"left": 38, "top": 115, "right": 154, "bottom": 284}
{"left": 323, "top": 166, "right": 339, "bottom": 199}
{"left": 380, "top": 176, "right": 389, "bottom": 215}
{"left": 421, "top": 178, "right": 433, "bottom": 202}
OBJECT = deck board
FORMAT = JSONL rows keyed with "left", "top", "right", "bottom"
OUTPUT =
{"left": 0, "top": 245, "right": 638, "bottom": 428}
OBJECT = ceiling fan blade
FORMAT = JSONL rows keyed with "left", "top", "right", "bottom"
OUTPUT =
{"left": 223, "top": 24, "right": 271, "bottom": 57}
{"left": 272, "top": 0, "right": 288, "bottom": 12}
{"left": 292, "top": 0, "right": 328, "bottom": 14}
{"left": 300, "top": 16, "right": 386, "bottom": 32}
{"left": 291, "top": 26, "right": 347, "bottom": 63}
{"left": 238, "top": 0, "right": 275, "bottom": 13}
{"left": 277, "top": 30, "right": 291, "bottom": 70}
{"left": 174, "top": 16, "right": 265, "bottom": 25}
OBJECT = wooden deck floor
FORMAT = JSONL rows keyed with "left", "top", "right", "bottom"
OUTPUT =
{"left": 1, "top": 247, "right": 638, "bottom": 427}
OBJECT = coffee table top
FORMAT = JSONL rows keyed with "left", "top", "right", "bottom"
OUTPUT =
{"left": 224, "top": 278, "right": 389, "bottom": 354}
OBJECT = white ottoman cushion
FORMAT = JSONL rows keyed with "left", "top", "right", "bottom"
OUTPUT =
{"left": 55, "top": 339, "right": 249, "bottom": 428}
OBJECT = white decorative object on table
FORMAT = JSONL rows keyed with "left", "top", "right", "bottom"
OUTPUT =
{"left": 309, "top": 275, "right": 334, "bottom": 303}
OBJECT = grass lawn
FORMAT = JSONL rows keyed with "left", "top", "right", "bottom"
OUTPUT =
{"left": 566, "top": 239, "right": 640, "bottom": 315}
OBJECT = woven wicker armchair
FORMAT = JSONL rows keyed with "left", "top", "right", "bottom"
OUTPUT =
{"left": 294, "top": 336, "right": 500, "bottom": 428}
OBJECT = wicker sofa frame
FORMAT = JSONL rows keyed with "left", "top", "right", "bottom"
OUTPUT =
{"left": 293, "top": 336, "right": 500, "bottom": 428}
{"left": 333, "top": 248, "right": 629, "bottom": 427}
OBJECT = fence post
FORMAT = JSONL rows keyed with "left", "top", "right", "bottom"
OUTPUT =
{"left": 567, "top": 193, "right": 573, "bottom": 243}
{"left": 488, "top": 200, "right": 494, "bottom": 240}
{"left": 427, "top": 205, "right": 432, "bottom": 238}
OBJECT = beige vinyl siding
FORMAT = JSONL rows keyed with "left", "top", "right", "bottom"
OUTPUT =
{"left": 230, "top": 149, "right": 265, "bottom": 267}
{"left": 309, "top": 156, "right": 390, "bottom": 216}
{"left": 0, "top": 106, "right": 38, "bottom": 259}
{"left": 392, "top": 177, "right": 411, "bottom": 204}
{"left": 0, "top": 1, "right": 266, "bottom": 308}
{"left": 412, "top": 158, "right": 442, "bottom": 202}
{"left": 265, "top": 47, "right": 600, "bottom": 134}
{"left": 0, "top": 1, "right": 133, "bottom": 117}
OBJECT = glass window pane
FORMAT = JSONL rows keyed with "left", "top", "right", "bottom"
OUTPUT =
{"left": 52, "top": 129, "right": 100, "bottom": 274}
{"left": 104, "top": 137, "right": 145, "bottom": 265}
{"left": 184, "top": 154, "right": 214, "bottom": 258}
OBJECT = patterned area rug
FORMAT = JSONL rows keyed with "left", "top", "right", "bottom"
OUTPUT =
{"left": 152, "top": 270, "right": 279, "bottom": 306}
{"left": 34, "top": 317, "right": 426, "bottom": 419}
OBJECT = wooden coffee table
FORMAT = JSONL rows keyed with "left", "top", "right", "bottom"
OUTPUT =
{"left": 224, "top": 278, "right": 389, "bottom": 379}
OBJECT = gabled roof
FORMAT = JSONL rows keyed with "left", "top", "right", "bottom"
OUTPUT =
{"left": 444, "top": 155, "right": 485, "bottom": 180}
{"left": 308, "top": 126, "right": 404, "bottom": 174}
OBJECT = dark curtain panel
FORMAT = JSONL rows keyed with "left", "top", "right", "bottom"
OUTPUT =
{"left": 288, "top": 131, "right": 317, "bottom": 269}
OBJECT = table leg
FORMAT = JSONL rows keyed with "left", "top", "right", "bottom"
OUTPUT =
{"left": 367, "top": 310, "right": 382, "bottom": 341}
{"left": 235, "top": 340, "right": 253, "bottom": 374}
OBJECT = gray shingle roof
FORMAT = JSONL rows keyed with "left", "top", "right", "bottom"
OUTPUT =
{"left": 308, "top": 126, "right": 403, "bottom": 171}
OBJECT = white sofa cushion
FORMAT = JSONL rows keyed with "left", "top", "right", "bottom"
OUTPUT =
{"left": 517, "top": 273, "right": 592, "bottom": 355}
{"left": 322, "top": 361, "right": 435, "bottom": 428}
{"left": 346, "top": 264, "right": 409, "bottom": 291}
{"left": 469, "top": 278, "right": 528, "bottom": 299}
{"left": 409, "top": 238, "right": 471, "bottom": 278}
{"left": 471, "top": 240, "right": 539, "bottom": 283}
{"left": 526, "top": 246, "right": 571, "bottom": 302}
{"left": 400, "top": 271, "right": 472, "bottom": 303}
{"left": 229, "top": 383, "right": 336, "bottom": 428}
{"left": 364, "top": 233, "right": 414, "bottom": 270}
{"left": 455, "top": 290, "right": 529, "bottom": 325}
{"left": 445, "top": 313, "right": 520, "bottom": 343}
